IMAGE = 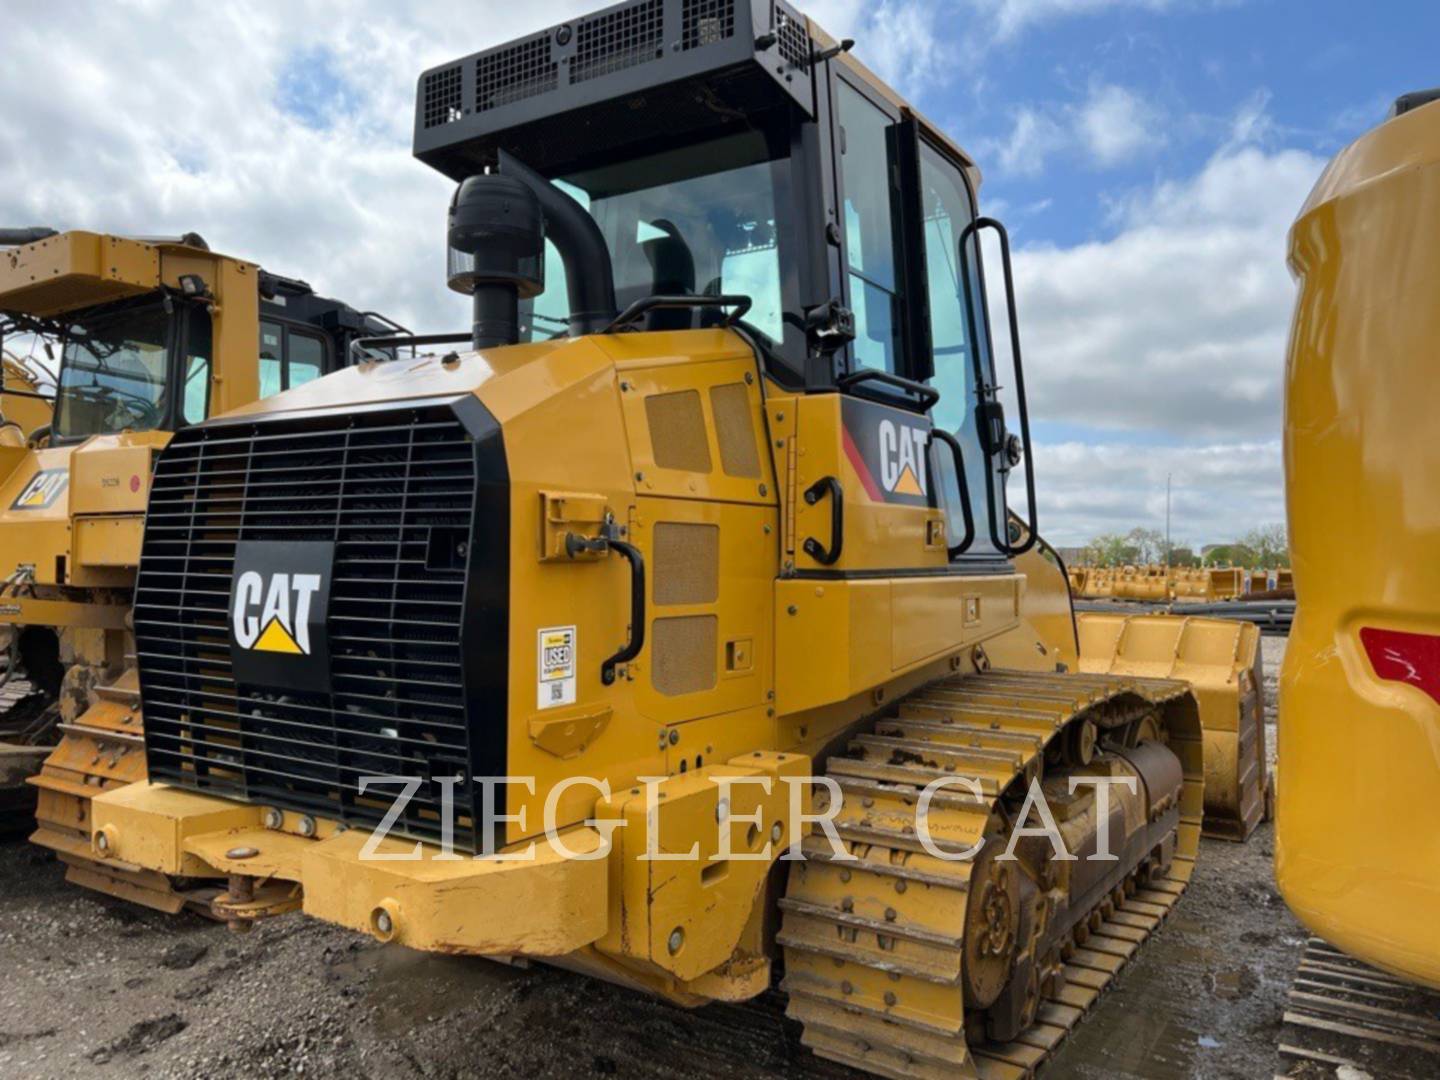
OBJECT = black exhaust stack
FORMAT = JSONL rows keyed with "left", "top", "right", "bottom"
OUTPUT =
{"left": 446, "top": 153, "right": 618, "bottom": 349}
{"left": 496, "top": 151, "right": 616, "bottom": 336}
{"left": 446, "top": 174, "right": 545, "bottom": 349}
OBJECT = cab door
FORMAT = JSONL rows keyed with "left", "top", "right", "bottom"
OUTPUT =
{"left": 772, "top": 67, "right": 1021, "bottom": 719}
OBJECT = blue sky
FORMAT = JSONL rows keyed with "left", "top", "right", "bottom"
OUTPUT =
{"left": 939, "top": 0, "right": 1437, "bottom": 247}
{"left": 2, "top": 0, "right": 1432, "bottom": 547}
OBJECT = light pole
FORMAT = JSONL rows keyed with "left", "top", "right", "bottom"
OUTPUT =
{"left": 1165, "top": 472, "right": 1172, "bottom": 571}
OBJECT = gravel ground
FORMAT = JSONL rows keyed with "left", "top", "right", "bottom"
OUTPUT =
{"left": 0, "top": 635, "right": 1321, "bottom": 1080}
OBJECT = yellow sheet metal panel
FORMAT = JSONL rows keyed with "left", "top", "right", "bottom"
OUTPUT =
{"left": 0, "top": 232, "right": 159, "bottom": 316}
{"left": 1013, "top": 544, "right": 1078, "bottom": 669}
{"left": 69, "top": 432, "right": 165, "bottom": 515}
{"left": 613, "top": 351, "right": 775, "bottom": 506}
{"left": 779, "top": 392, "right": 947, "bottom": 574}
{"left": 72, "top": 516, "right": 144, "bottom": 569}
{"left": 595, "top": 753, "right": 806, "bottom": 981}
{"left": 1279, "top": 98, "right": 1440, "bottom": 987}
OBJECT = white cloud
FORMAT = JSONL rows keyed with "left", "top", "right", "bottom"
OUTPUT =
{"left": 1032, "top": 438, "right": 1282, "bottom": 546}
{"left": 1078, "top": 84, "right": 1161, "bottom": 166}
{"left": 807, "top": 1, "right": 948, "bottom": 96}
{"left": 0, "top": 2, "right": 607, "bottom": 334}
{"left": 987, "top": 81, "right": 1165, "bottom": 176}
{"left": 0, "top": 2, "right": 1313, "bottom": 551}
{"left": 979, "top": 0, "right": 1215, "bottom": 42}
{"left": 995, "top": 127, "right": 1326, "bottom": 545}
{"left": 993, "top": 107, "right": 1071, "bottom": 176}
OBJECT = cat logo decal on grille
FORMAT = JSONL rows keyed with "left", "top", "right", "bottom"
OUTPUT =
{"left": 232, "top": 571, "right": 322, "bottom": 655}
{"left": 229, "top": 540, "right": 334, "bottom": 692}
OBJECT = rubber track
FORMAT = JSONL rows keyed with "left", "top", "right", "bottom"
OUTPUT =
{"left": 778, "top": 668, "right": 1205, "bottom": 1079}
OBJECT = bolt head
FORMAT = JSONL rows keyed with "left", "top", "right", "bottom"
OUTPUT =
{"left": 771, "top": 822, "right": 784, "bottom": 844}
{"left": 375, "top": 910, "right": 393, "bottom": 935}
{"left": 667, "top": 927, "right": 684, "bottom": 955}
{"left": 263, "top": 808, "right": 283, "bottom": 830}
{"left": 226, "top": 846, "right": 259, "bottom": 860}
{"left": 96, "top": 832, "right": 109, "bottom": 852}
{"left": 298, "top": 815, "right": 317, "bottom": 838}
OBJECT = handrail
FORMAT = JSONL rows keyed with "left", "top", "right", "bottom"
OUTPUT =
{"left": 958, "top": 216, "right": 1038, "bottom": 557}
{"left": 600, "top": 294, "right": 752, "bottom": 335}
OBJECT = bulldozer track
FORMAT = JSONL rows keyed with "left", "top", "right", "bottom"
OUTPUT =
{"left": 27, "top": 666, "right": 220, "bottom": 915}
{"left": 779, "top": 668, "right": 1204, "bottom": 1079}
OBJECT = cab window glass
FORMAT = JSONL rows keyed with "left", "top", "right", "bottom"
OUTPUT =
{"left": 182, "top": 308, "right": 212, "bottom": 425}
{"left": 837, "top": 81, "right": 903, "bottom": 373}
{"left": 259, "top": 320, "right": 283, "bottom": 398}
{"left": 919, "top": 141, "right": 998, "bottom": 557}
{"left": 288, "top": 332, "right": 324, "bottom": 389}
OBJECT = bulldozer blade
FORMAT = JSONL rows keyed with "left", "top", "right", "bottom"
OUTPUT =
{"left": 1076, "top": 611, "right": 1267, "bottom": 842}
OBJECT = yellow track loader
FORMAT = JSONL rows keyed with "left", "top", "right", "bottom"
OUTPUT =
{"left": 88, "top": 3, "right": 1259, "bottom": 1073}
{"left": 0, "top": 226, "right": 397, "bottom": 908}
{"left": 1278, "top": 89, "right": 1440, "bottom": 989}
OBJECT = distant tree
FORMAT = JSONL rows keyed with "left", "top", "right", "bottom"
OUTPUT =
{"left": 1084, "top": 533, "right": 1136, "bottom": 567}
{"left": 1203, "top": 544, "right": 1257, "bottom": 568}
{"left": 1241, "top": 523, "right": 1290, "bottom": 569}
{"left": 1126, "top": 527, "right": 1166, "bottom": 565}
{"left": 1168, "top": 546, "right": 1200, "bottom": 568}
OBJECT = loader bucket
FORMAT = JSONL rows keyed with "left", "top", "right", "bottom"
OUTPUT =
{"left": 1076, "top": 611, "right": 1267, "bottom": 841}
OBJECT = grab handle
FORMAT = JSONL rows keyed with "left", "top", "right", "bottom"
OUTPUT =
{"left": 568, "top": 532, "right": 646, "bottom": 685}
{"left": 802, "top": 476, "right": 844, "bottom": 566}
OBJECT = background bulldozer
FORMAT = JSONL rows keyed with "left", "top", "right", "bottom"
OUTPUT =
{"left": 0, "top": 226, "right": 397, "bottom": 907}
{"left": 85, "top": 3, "right": 1262, "bottom": 1075}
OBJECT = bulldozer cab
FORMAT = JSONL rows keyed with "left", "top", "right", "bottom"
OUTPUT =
{"left": 414, "top": 0, "right": 1031, "bottom": 567}
{"left": 32, "top": 255, "right": 383, "bottom": 445}
{"left": 0, "top": 231, "right": 396, "bottom": 590}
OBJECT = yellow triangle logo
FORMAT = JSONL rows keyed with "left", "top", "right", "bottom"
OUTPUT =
{"left": 254, "top": 617, "right": 303, "bottom": 654}
{"left": 892, "top": 464, "right": 924, "bottom": 497}
{"left": 19, "top": 490, "right": 44, "bottom": 506}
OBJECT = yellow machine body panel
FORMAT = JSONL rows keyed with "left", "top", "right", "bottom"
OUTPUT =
{"left": 0, "top": 231, "right": 159, "bottom": 317}
{"left": 1279, "top": 98, "right": 1440, "bottom": 987}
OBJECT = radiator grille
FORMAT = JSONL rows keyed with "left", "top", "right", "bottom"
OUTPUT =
{"left": 572, "top": 0, "right": 664, "bottom": 84}
{"left": 135, "top": 403, "right": 490, "bottom": 851}
{"left": 683, "top": 0, "right": 735, "bottom": 51}
{"left": 421, "top": 64, "right": 463, "bottom": 129}
{"left": 476, "top": 33, "right": 559, "bottom": 114}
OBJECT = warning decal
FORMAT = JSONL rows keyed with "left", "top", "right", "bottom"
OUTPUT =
{"left": 537, "top": 625, "right": 577, "bottom": 710}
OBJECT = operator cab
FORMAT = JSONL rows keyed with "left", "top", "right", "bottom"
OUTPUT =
{"left": 45, "top": 272, "right": 394, "bottom": 445}
{"left": 415, "top": 0, "right": 1034, "bottom": 563}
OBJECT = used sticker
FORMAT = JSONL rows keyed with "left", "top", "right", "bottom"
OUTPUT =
{"left": 537, "top": 625, "right": 577, "bottom": 710}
